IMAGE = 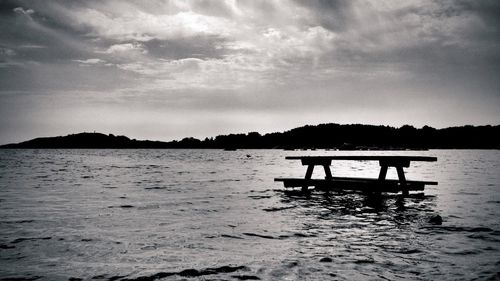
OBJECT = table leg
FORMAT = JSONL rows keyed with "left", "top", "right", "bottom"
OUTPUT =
{"left": 396, "top": 166, "right": 409, "bottom": 196}
{"left": 323, "top": 165, "right": 333, "bottom": 180}
{"left": 373, "top": 165, "right": 388, "bottom": 195}
{"left": 378, "top": 165, "right": 388, "bottom": 180}
{"left": 302, "top": 165, "right": 315, "bottom": 192}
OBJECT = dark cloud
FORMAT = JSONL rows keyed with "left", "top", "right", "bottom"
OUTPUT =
{"left": 0, "top": 1, "right": 100, "bottom": 65}
{"left": 293, "top": 0, "right": 353, "bottom": 31}
{"left": 456, "top": 0, "right": 500, "bottom": 44}
{"left": 0, "top": 0, "right": 22, "bottom": 15}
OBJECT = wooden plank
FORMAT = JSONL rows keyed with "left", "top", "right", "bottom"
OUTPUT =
{"left": 275, "top": 177, "right": 437, "bottom": 185}
{"left": 379, "top": 159, "right": 410, "bottom": 167}
{"left": 274, "top": 178, "right": 426, "bottom": 193}
{"left": 300, "top": 158, "right": 331, "bottom": 166}
{"left": 331, "top": 176, "right": 437, "bottom": 185}
{"left": 286, "top": 156, "right": 437, "bottom": 162}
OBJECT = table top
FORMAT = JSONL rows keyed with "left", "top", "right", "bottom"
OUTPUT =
{"left": 285, "top": 156, "right": 437, "bottom": 162}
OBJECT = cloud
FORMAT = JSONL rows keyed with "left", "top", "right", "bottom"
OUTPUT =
{"left": 67, "top": 6, "right": 236, "bottom": 42}
{"left": 98, "top": 42, "right": 148, "bottom": 62}
{"left": 0, "top": 47, "right": 16, "bottom": 56}
{"left": 19, "top": 44, "right": 46, "bottom": 49}
{"left": 73, "top": 58, "right": 105, "bottom": 64}
{"left": 13, "top": 6, "right": 34, "bottom": 17}
{"left": 103, "top": 43, "right": 147, "bottom": 54}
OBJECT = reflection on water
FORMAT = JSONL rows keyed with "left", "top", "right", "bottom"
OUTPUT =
{"left": 0, "top": 149, "right": 499, "bottom": 280}
{"left": 279, "top": 190, "right": 437, "bottom": 220}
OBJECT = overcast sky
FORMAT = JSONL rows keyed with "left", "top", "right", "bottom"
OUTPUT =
{"left": 1, "top": 0, "right": 499, "bottom": 144}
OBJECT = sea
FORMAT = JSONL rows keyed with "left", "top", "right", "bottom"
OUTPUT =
{"left": 0, "top": 149, "right": 499, "bottom": 280}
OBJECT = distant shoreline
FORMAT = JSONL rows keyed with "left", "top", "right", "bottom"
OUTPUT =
{"left": 1, "top": 123, "right": 499, "bottom": 150}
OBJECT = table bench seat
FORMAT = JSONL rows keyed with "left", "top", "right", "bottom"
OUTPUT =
{"left": 274, "top": 177, "right": 435, "bottom": 193}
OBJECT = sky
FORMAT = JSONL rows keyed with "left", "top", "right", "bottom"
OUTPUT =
{"left": 1, "top": 0, "right": 499, "bottom": 144}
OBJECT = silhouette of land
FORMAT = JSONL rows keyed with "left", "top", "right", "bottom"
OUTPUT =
{"left": 1, "top": 124, "right": 499, "bottom": 149}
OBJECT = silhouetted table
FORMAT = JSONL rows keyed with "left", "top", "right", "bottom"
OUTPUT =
{"left": 275, "top": 156, "right": 438, "bottom": 195}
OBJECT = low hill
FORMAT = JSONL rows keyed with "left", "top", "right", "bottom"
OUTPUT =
{"left": 0, "top": 132, "right": 170, "bottom": 149}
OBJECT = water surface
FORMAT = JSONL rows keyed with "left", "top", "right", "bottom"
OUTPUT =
{"left": 0, "top": 149, "right": 499, "bottom": 280}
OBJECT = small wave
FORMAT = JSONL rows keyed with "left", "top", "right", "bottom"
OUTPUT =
{"left": 354, "top": 258, "right": 375, "bottom": 264}
{"left": 232, "top": 275, "right": 261, "bottom": 280}
{"left": 144, "top": 186, "right": 168, "bottom": 190}
{"left": 385, "top": 248, "right": 422, "bottom": 254}
{"left": 456, "top": 192, "right": 480, "bottom": 195}
{"left": 243, "top": 232, "right": 277, "bottom": 239}
{"left": 140, "top": 245, "right": 157, "bottom": 250}
{"left": 443, "top": 249, "right": 482, "bottom": 255}
{"left": 421, "top": 226, "right": 494, "bottom": 233}
{"left": 87, "top": 274, "right": 128, "bottom": 281}
{"left": 220, "top": 234, "right": 244, "bottom": 239}
{"left": 467, "top": 233, "right": 500, "bottom": 243}
{"left": 119, "top": 205, "right": 134, "bottom": 208}
{"left": 249, "top": 189, "right": 273, "bottom": 193}
{"left": 204, "top": 178, "right": 240, "bottom": 183}
{"left": 293, "top": 232, "right": 317, "bottom": 238}
{"left": 108, "top": 205, "right": 134, "bottom": 209}
{"left": 137, "top": 205, "right": 160, "bottom": 210}
{"left": 0, "top": 220, "right": 34, "bottom": 224}
{"left": 262, "top": 206, "right": 296, "bottom": 212}
{"left": 249, "top": 232, "right": 316, "bottom": 239}
{"left": 0, "top": 276, "right": 42, "bottom": 281}
{"left": 248, "top": 195, "right": 272, "bottom": 199}
{"left": 120, "top": 265, "right": 247, "bottom": 281}
{"left": 10, "top": 237, "right": 51, "bottom": 244}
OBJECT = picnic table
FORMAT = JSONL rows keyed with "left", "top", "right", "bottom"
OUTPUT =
{"left": 274, "top": 156, "right": 438, "bottom": 195}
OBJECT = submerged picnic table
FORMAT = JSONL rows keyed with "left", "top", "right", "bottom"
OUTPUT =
{"left": 274, "top": 156, "right": 438, "bottom": 195}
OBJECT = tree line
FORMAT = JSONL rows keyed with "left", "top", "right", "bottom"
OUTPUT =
{"left": 2, "top": 123, "right": 499, "bottom": 149}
